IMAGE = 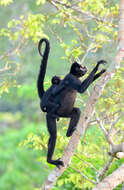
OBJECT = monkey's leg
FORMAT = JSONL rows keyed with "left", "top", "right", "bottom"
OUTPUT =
{"left": 49, "top": 102, "right": 60, "bottom": 120}
{"left": 41, "top": 101, "right": 59, "bottom": 119}
{"left": 66, "top": 108, "right": 81, "bottom": 137}
{"left": 46, "top": 114, "right": 64, "bottom": 168}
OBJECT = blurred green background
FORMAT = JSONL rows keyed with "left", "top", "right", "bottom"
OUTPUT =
{"left": 0, "top": 0, "right": 123, "bottom": 190}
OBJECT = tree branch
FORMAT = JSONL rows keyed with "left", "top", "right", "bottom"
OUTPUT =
{"left": 70, "top": 166, "right": 97, "bottom": 185}
{"left": 97, "top": 156, "right": 114, "bottom": 180}
{"left": 92, "top": 164, "right": 124, "bottom": 190}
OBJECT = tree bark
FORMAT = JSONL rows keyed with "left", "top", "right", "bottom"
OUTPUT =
{"left": 92, "top": 164, "right": 124, "bottom": 190}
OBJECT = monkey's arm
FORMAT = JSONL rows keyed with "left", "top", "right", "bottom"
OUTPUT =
{"left": 50, "top": 63, "right": 103, "bottom": 96}
{"left": 68, "top": 61, "right": 106, "bottom": 93}
{"left": 51, "top": 60, "right": 107, "bottom": 96}
{"left": 51, "top": 83, "right": 66, "bottom": 96}
{"left": 93, "top": 69, "right": 106, "bottom": 81}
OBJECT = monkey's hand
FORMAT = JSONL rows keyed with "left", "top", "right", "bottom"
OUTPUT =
{"left": 97, "top": 60, "right": 107, "bottom": 65}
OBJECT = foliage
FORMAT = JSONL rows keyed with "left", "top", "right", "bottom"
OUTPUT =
{"left": 0, "top": 0, "right": 13, "bottom": 6}
{"left": 0, "top": 0, "right": 123, "bottom": 190}
{"left": 0, "top": 113, "right": 49, "bottom": 190}
{"left": 97, "top": 67, "right": 124, "bottom": 139}
{"left": 0, "top": 0, "right": 119, "bottom": 91}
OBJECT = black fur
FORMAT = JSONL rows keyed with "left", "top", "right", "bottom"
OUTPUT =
{"left": 37, "top": 38, "right": 107, "bottom": 168}
{"left": 41, "top": 76, "right": 61, "bottom": 118}
{"left": 37, "top": 38, "right": 50, "bottom": 99}
{"left": 37, "top": 39, "right": 62, "bottom": 118}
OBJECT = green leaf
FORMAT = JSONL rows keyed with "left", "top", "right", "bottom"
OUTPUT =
{"left": 0, "top": 0, "right": 13, "bottom": 6}
{"left": 36, "top": 0, "right": 46, "bottom": 5}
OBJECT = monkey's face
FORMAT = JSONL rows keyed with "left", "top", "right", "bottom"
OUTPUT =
{"left": 70, "top": 62, "right": 88, "bottom": 78}
{"left": 51, "top": 76, "right": 61, "bottom": 85}
{"left": 79, "top": 65, "right": 88, "bottom": 77}
{"left": 53, "top": 79, "right": 60, "bottom": 85}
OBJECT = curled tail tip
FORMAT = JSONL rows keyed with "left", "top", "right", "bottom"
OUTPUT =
{"left": 39, "top": 38, "right": 49, "bottom": 45}
{"left": 38, "top": 38, "right": 50, "bottom": 57}
{"left": 41, "top": 38, "right": 49, "bottom": 42}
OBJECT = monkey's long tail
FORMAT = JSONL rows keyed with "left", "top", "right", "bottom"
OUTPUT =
{"left": 37, "top": 38, "right": 50, "bottom": 99}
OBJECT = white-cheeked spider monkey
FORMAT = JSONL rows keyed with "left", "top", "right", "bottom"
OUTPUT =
{"left": 37, "top": 38, "right": 107, "bottom": 168}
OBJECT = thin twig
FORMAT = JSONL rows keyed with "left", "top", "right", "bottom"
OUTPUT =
{"left": 47, "top": 26, "right": 72, "bottom": 63}
{"left": 95, "top": 113, "right": 113, "bottom": 146}
{"left": 74, "top": 154, "right": 98, "bottom": 172}
{"left": 108, "top": 112, "right": 124, "bottom": 135}
{"left": 96, "top": 156, "right": 114, "bottom": 180}
{"left": 0, "top": 38, "right": 24, "bottom": 60}
{"left": 70, "top": 166, "right": 97, "bottom": 185}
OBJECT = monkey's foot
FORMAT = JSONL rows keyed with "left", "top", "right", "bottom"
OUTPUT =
{"left": 66, "top": 127, "right": 76, "bottom": 137}
{"left": 47, "top": 158, "right": 64, "bottom": 168}
{"left": 54, "top": 115, "right": 60, "bottom": 121}
{"left": 56, "top": 117, "right": 60, "bottom": 121}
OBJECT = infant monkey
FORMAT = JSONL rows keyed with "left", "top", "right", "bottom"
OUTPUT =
{"left": 40, "top": 76, "right": 61, "bottom": 119}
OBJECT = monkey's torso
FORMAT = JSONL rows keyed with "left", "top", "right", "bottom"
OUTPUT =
{"left": 52, "top": 74, "right": 81, "bottom": 117}
{"left": 57, "top": 88, "right": 77, "bottom": 116}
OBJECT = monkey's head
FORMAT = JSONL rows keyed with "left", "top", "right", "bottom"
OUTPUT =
{"left": 70, "top": 62, "right": 88, "bottom": 78}
{"left": 51, "top": 76, "right": 61, "bottom": 85}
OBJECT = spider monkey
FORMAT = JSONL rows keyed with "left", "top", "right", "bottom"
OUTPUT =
{"left": 37, "top": 38, "right": 107, "bottom": 168}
